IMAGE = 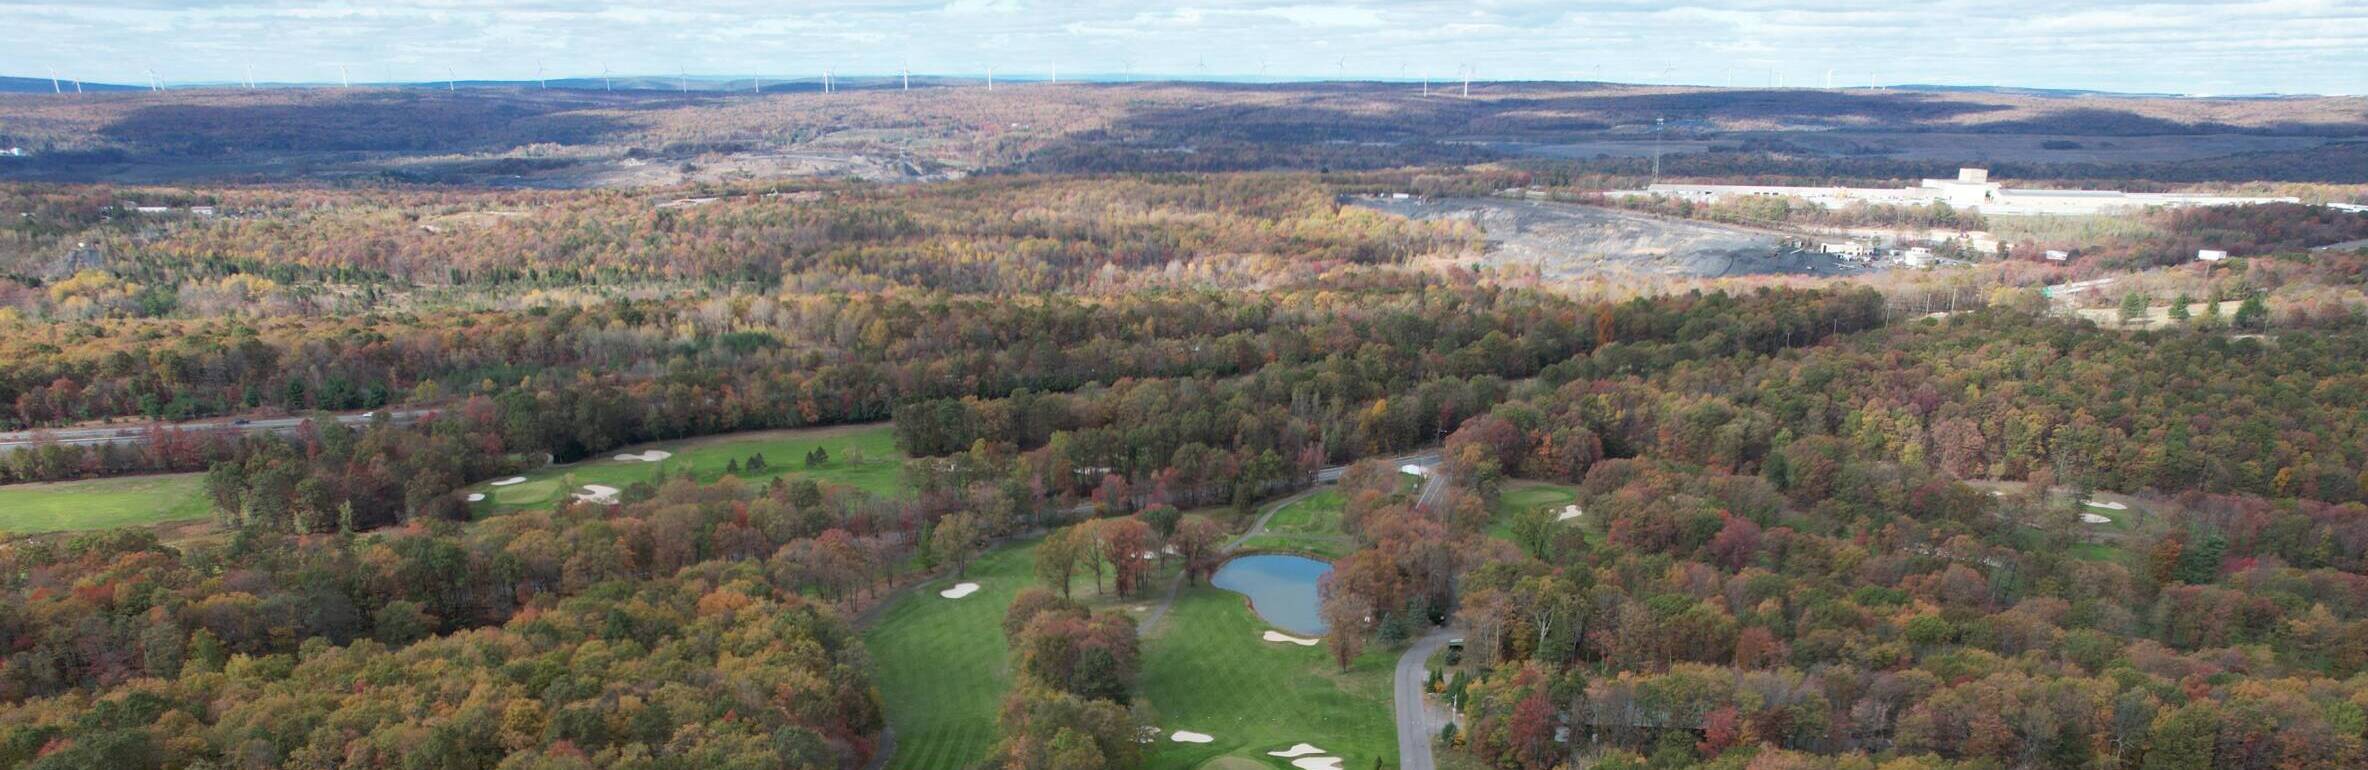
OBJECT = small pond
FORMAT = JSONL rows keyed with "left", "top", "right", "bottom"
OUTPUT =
{"left": 1211, "top": 554, "right": 1332, "bottom": 636}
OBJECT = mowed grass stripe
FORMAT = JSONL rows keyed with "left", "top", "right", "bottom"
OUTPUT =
{"left": 1141, "top": 586, "right": 1395, "bottom": 770}
{"left": 0, "top": 473, "right": 212, "bottom": 534}
{"left": 465, "top": 422, "right": 906, "bottom": 514}
{"left": 865, "top": 539, "right": 1041, "bottom": 770}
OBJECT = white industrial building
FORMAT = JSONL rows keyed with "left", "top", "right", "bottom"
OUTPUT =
{"left": 1614, "top": 169, "right": 2299, "bottom": 216}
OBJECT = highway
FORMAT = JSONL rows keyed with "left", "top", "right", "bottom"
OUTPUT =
{"left": 0, "top": 408, "right": 438, "bottom": 454}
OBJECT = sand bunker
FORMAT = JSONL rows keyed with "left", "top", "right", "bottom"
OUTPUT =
{"left": 613, "top": 450, "right": 675, "bottom": 463}
{"left": 940, "top": 582, "right": 981, "bottom": 599}
{"left": 1170, "top": 731, "right": 1214, "bottom": 744}
{"left": 489, "top": 476, "right": 527, "bottom": 486}
{"left": 1292, "top": 758, "right": 1344, "bottom": 770}
{"left": 1555, "top": 504, "right": 1582, "bottom": 522}
{"left": 1269, "top": 744, "right": 1327, "bottom": 758}
{"left": 573, "top": 485, "right": 621, "bottom": 504}
{"left": 466, "top": 493, "right": 486, "bottom": 502}
{"left": 2084, "top": 500, "right": 2129, "bottom": 511}
{"left": 1263, "top": 630, "right": 1321, "bottom": 647}
{"left": 2081, "top": 513, "right": 2113, "bottom": 524}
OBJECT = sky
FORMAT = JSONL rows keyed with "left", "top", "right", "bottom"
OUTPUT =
{"left": 4, "top": 0, "right": 2366, "bottom": 96}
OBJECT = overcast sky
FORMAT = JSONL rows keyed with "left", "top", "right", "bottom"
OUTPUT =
{"left": 5, "top": 0, "right": 2365, "bottom": 95}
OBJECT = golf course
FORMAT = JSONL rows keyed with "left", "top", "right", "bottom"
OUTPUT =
{"left": 465, "top": 422, "right": 906, "bottom": 513}
{"left": 0, "top": 472, "right": 213, "bottom": 534}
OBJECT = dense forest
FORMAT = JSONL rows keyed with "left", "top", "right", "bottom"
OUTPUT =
{"left": 5, "top": 120, "right": 2368, "bottom": 770}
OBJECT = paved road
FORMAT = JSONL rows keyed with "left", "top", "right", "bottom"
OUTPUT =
{"left": 0, "top": 407, "right": 437, "bottom": 453}
{"left": 1396, "top": 627, "right": 1460, "bottom": 770}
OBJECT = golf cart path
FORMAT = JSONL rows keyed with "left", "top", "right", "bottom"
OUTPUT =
{"left": 1396, "top": 627, "right": 1459, "bottom": 770}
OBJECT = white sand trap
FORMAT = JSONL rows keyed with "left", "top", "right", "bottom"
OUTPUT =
{"left": 1292, "top": 758, "right": 1344, "bottom": 770}
{"left": 1170, "top": 731, "right": 1214, "bottom": 744}
{"left": 1555, "top": 504, "right": 1583, "bottom": 522}
{"left": 2084, "top": 500, "right": 2129, "bottom": 511}
{"left": 1263, "top": 630, "right": 1321, "bottom": 647}
{"left": 940, "top": 582, "right": 981, "bottom": 599}
{"left": 489, "top": 476, "right": 527, "bottom": 486}
{"left": 573, "top": 485, "right": 621, "bottom": 504}
{"left": 1269, "top": 744, "right": 1327, "bottom": 758}
{"left": 2081, "top": 513, "right": 2113, "bottom": 524}
{"left": 466, "top": 493, "right": 486, "bottom": 502}
{"left": 613, "top": 450, "right": 675, "bottom": 463}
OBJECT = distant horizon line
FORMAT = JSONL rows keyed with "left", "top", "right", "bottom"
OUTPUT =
{"left": 3, "top": 72, "right": 2347, "bottom": 100}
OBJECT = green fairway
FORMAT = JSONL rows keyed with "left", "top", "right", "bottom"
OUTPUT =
{"left": 1239, "top": 490, "right": 1355, "bottom": 558}
{"left": 866, "top": 535, "right": 1176, "bottom": 770}
{"left": 1140, "top": 585, "right": 1396, "bottom": 770}
{"left": 0, "top": 473, "right": 212, "bottom": 534}
{"left": 464, "top": 423, "right": 905, "bottom": 514}
{"left": 1266, "top": 490, "right": 1344, "bottom": 533}
{"left": 1486, "top": 481, "right": 1580, "bottom": 541}
{"left": 866, "top": 540, "right": 1040, "bottom": 770}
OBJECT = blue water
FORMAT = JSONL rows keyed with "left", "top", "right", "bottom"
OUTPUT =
{"left": 1211, "top": 554, "right": 1333, "bottom": 636}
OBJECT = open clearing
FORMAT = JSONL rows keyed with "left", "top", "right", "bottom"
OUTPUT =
{"left": 463, "top": 422, "right": 904, "bottom": 514}
{"left": 1485, "top": 481, "right": 1583, "bottom": 542}
{"left": 1141, "top": 586, "right": 1396, "bottom": 770}
{"left": 0, "top": 473, "right": 212, "bottom": 534}
{"left": 867, "top": 529, "right": 1181, "bottom": 770}
{"left": 866, "top": 542, "right": 1040, "bottom": 770}
{"left": 1238, "top": 490, "right": 1355, "bottom": 558}
{"left": 2071, "top": 300, "right": 2245, "bottom": 331}
{"left": 1354, "top": 197, "right": 1869, "bottom": 280}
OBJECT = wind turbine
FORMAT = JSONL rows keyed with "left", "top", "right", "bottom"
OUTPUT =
{"left": 986, "top": 65, "right": 994, "bottom": 91}
{"left": 245, "top": 63, "right": 257, "bottom": 89}
{"left": 902, "top": 60, "right": 910, "bottom": 91}
{"left": 1824, "top": 67, "right": 1835, "bottom": 90}
{"left": 601, "top": 62, "right": 613, "bottom": 91}
{"left": 1462, "top": 64, "right": 1471, "bottom": 98}
{"left": 338, "top": 63, "right": 351, "bottom": 89}
{"left": 1651, "top": 116, "right": 1665, "bottom": 183}
{"left": 1049, "top": 58, "right": 1057, "bottom": 85}
{"left": 146, "top": 67, "right": 162, "bottom": 92}
{"left": 47, "top": 68, "right": 60, "bottom": 94}
{"left": 537, "top": 60, "right": 548, "bottom": 89}
{"left": 679, "top": 68, "right": 689, "bottom": 93}
{"left": 447, "top": 66, "right": 457, "bottom": 91}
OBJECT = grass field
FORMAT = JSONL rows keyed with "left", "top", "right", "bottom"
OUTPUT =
{"left": 1140, "top": 585, "right": 1397, "bottom": 770}
{"left": 464, "top": 422, "right": 905, "bottom": 514}
{"left": 867, "top": 534, "right": 1179, "bottom": 770}
{"left": 0, "top": 473, "right": 213, "bottom": 534}
{"left": 866, "top": 540, "right": 1040, "bottom": 770}
{"left": 1239, "top": 490, "right": 1355, "bottom": 558}
{"left": 1485, "top": 481, "right": 1582, "bottom": 542}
